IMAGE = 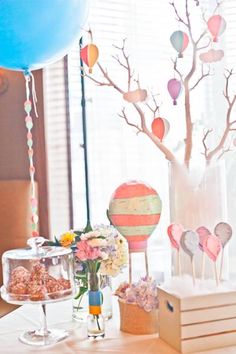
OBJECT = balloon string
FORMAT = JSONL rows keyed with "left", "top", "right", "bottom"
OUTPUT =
{"left": 24, "top": 73, "right": 39, "bottom": 237}
{"left": 30, "top": 72, "right": 38, "bottom": 118}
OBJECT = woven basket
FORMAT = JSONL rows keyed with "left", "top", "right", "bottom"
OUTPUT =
{"left": 118, "top": 299, "right": 159, "bottom": 335}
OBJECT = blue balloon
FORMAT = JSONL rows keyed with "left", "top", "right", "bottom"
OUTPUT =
{"left": 0, "top": 0, "right": 89, "bottom": 72}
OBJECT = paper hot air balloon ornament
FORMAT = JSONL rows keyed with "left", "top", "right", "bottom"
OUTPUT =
{"left": 207, "top": 15, "right": 226, "bottom": 42}
{"left": 170, "top": 30, "right": 189, "bottom": 58}
{"left": 167, "top": 78, "right": 182, "bottom": 105}
{"left": 151, "top": 117, "right": 170, "bottom": 142}
{"left": 80, "top": 42, "right": 99, "bottom": 73}
{"left": 108, "top": 181, "right": 162, "bottom": 253}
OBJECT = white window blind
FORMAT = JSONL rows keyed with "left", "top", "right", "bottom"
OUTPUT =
{"left": 43, "top": 60, "right": 71, "bottom": 236}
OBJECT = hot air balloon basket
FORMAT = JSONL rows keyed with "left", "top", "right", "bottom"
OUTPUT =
{"left": 118, "top": 299, "right": 159, "bottom": 335}
{"left": 158, "top": 288, "right": 236, "bottom": 353}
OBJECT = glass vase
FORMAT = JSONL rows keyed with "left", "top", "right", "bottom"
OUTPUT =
{"left": 169, "top": 159, "right": 228, "bottom": 278}
{"left": 87, "top": 271, "right": 105, "bottom": 339}
{"left": 72, "top": 273, "right": 112, "bottom": 322}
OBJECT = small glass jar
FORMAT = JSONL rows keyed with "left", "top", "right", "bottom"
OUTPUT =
{"left": 87, "top": 271, "right": 105, "bottom": 338}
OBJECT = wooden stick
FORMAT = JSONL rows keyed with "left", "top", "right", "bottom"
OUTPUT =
{"left": 219, "top": 248, "right": 224, "bottom": 281}
{"left": 201, "top": 252, "right": 206, "bottom": 280}
{"left": 191, "top": 257, "right": 196, "bottom": 286}
{"left": 178, "top": 250, "right": 182, "bottom": 276}
{"left": 214, "top": 261, "right": 219, "bottom": 287}
{"left": 144, "top": 250, "right": 149, "bottom": 277}
{"left": 129, "top": 252, "right": 132, "bottom": 284}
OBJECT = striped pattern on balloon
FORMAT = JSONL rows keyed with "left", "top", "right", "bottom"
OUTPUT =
{"left": 108, "top": 181, "right": 162, "bottom": 282}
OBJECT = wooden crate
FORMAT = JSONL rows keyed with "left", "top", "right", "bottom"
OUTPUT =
{"left": 158, "top": 287, "right": 236, "bottom": 353}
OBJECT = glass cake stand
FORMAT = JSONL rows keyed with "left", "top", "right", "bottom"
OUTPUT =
{"left": 1, "top": 237, "right": 75, "bottom": 346}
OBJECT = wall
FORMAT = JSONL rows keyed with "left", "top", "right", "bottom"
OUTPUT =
{"left": 0, "top": 69, "right": 49, "bottom": 236}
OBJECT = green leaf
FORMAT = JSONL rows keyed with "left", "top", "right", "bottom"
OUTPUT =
{"left": 96, "top": 262, "right": 101, "bottom": 272}
{"left": 54, "top": 236, "right": 61, "bottom": 246}
{"left": 74, "top": 230, "right": 83, "bottom": 237}
{"left": 74, "top": 286, "right": 88, "bottom": 300}
{"left": 46, "top": 241, "right": 56, "bottom": 246}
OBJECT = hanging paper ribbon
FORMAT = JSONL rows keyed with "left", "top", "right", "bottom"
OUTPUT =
{"left": 24, "top": 72, "right": 39, "bottom": 237}
{"left": 207, "top": 15, "right": 226, "bottom": 42}
{"left": 170, "top": 31, "right": 189, "bottom": 58}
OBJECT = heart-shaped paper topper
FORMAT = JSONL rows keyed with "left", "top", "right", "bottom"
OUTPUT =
{"left": 167, "top": 223, "right": 184, "bottom": 250}
{"left": 196, "top": 226, "right": 211, "bottom": 251}
{"left": 203, "top": 234, "right": 222, "bottom": 262}
{"left": 180, "top": 230, "right": 199, "bottom": 258}
{"left": 214, "top": 222, "right": 232, "bottom": 248}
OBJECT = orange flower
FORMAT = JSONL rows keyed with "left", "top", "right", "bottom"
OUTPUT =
{"left": 60, "top": 231, "right": 76, "bottom": 247}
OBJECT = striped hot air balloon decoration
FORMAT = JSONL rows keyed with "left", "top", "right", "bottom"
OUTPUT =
{"left": 108, "top": 181, "right": 162, "bottom": 252}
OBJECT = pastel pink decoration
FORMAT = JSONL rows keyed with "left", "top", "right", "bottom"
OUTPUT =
{"left": 24, "top": 100, "right": 32, "bottom": 113}
{"left": 199, "top": 49, "right": 224, "bottom": 63}
{"left": 151, "top": 117, "right": 170, "bottom": 142}
{"left": 25, "top": 116, "right": 32, "bottom": 122}
{"left": 167, "top": 78, "right": 182, "bottom": 105}
{"left": 207, "top": 15, "right": 226, "bottom": 42}
{"left": 180, "top": 230, "right": 199, "bottom": 258}
{"left": 76, "top": 240, "right": 102, "bottom": 261}
{"left": 123, "top": 89, "right": 147, "bottom": 103}
{"left": 167, "top": 223, "right": 184, "bottom": 250}
{"left": 196, "top": 226, "right": 211, "bottom": 251}
{"left": 29, "top": 166, "right": 35, "bottom": 174}
{"left": 108, "top": 181, "right": 162, "bottom": 252}
{"left": 31, "top": 197, "right": 38, "bottom": 207}
{"left": 28, "top": 149, "right": 34, "bottom": 157}
{"left": 203, "top": 234, "right": 222, "bottom": 262}
{"left": 170, "top": 30, "right": 189, "bottom": 58}
{"left": 214, "top": 222, "right": 232, "bottom": 248}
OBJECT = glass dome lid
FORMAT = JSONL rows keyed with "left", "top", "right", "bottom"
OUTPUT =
{"left": 2, "top": 236, "right": 72, "bottom": 260}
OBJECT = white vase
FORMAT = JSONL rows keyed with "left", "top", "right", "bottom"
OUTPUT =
{"left": 169, "top": 159, "right": 228, "bottom": 279}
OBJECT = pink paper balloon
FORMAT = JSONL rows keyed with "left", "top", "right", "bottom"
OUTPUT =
{"left": 196, "top": 226, "right": 211, "bottom": 251}
{"left": 167, "top": 78, "right": 182, "bottom": 105}
{"left": 167, "top": 223, "right": 184, "bottom": 250}
{"left": 207, "top": 15, "right": 226, "bottom": 42}
{"left": 203, "top": 234, "right": 222, "bottom": 262}
{"left": 170, "top": 30, "right": 189, "bottom": 58}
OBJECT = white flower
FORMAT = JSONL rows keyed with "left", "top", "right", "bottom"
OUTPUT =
{"left": 87, "top": 238, "right": 107, "bottom": 247}
{"left": 100, "top": 251, "right": 109, "bottom": 260}
{"left": 80, "top": 230, "right": 101, "bottom": 240}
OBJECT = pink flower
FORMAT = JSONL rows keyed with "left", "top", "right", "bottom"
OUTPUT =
{"left": 76, "top": 240, "right": 102, "bottom": 261}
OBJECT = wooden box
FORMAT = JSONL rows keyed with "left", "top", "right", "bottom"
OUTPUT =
{"left": 158, "top": 287, "right": 236, "bottom": 353}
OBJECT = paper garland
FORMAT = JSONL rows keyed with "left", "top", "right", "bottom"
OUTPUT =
{"left": 24, "top": 73, "right": 39, "bottom": 237}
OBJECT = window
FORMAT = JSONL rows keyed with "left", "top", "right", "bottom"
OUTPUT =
{"left": 44, "top": 0, "right": 236, "bottom": 280}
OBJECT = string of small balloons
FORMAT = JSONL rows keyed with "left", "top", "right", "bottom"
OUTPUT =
{"left": 24, "top": 72, "right": 39, "bottom": 237}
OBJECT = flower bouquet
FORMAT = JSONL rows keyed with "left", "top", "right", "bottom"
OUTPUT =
{"left": 49, "top": 223, "right": 128, "bottom": 324}
{"left": 115, "top": 277, "right": 159, "bottom": 334}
